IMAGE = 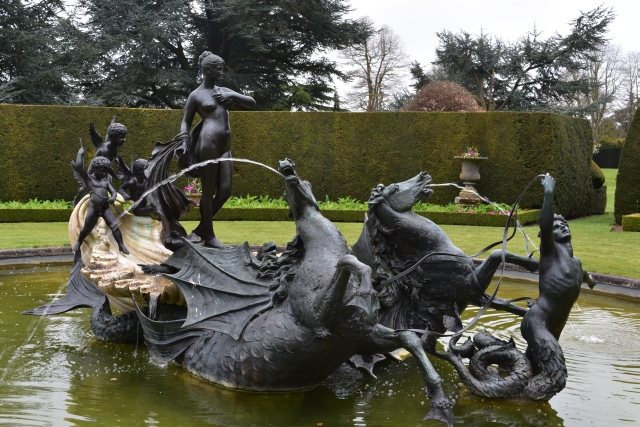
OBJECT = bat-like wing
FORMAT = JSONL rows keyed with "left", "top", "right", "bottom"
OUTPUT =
{"left": 23, "top": 251, "right": 107, "bottom": 315}
{"left": 89, "top": 121, "right": 103, "bottom": 148}
{"left": 166, "top": 240, "right": 275, "bottom": 340}
{"left": 70, "top": 159, "right": 86, "bottom": 187}
{"left": 351, "top": 213, "right": 373, "bottom": 267}
{"left": 116, "top": 156, "right": 133, "bottom": 182}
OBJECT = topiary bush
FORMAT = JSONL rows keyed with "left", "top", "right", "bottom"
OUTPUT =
{"left": 614, "top": 108, "right": 640, "bottom": 224}
{"left": 622, "top": 214, "right": 640, "bottom": 232}
{"left": 402, "top": 81, "right": 484, "bottom": 112}
{"left": 588, "top": 186, "right": 607, "bottom": 215}
{"left": 0, "top": 105, "right": 600, "bottom": 218}
{"left": 590, "top": 159, "right": 605, "bottom": 189}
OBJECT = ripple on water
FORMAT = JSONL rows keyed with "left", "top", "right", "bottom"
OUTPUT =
{"left": 1, "top": 270, "right": 640, "bottom": 426}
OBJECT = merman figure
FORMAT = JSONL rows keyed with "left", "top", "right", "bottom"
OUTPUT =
{"left": 520, "top": 173, "right": 596, "bottom": 399}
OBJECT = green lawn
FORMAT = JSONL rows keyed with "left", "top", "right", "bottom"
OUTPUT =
{"left": 602, "top": 168, "right": 616, "bottom": 213}
{"left": 1, "top": 168, "right": 637, "bottom": 278}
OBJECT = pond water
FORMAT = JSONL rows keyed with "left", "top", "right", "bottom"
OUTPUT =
{"left": 0, "top": 264, "right": 638, "bottom": 426}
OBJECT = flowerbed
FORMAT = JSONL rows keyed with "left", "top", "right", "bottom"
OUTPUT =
{"left": 0, "top": 196, "right": 539, "bottom": 226}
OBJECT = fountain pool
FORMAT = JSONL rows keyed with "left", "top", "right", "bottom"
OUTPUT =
{"left": 1, "top": 264, "right": 638, "bottom": 426}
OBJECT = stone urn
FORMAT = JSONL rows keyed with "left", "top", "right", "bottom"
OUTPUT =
{"left": 454, "top": 156, "right": 488, "bottom": 207}
{"left": 186, "top": 194, "right": 201, "bottom": 206}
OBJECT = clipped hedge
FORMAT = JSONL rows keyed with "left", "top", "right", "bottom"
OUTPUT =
{"left": 622, "top": 214, "right": 640, "bottom": 232}
{"left": 417, "top": 209, "right": 540, "bottom": 227}
{"left": 183, "top": 208, "right": 290, "bottom": 222}
{"left": 0, "top": 206, "right": 540, "bottom": 227}
{"left": 590, "top": 159, "right": 605, "bottom": 189}
{"left": 593, "top": 147, "right": 621, "bottom": 168}
{"left": 588, "top": 186, "right": 607, "bottom": 216}
{"left": 0, "top": 209, "right": 73, "bottom": 223}
{"left": 615, "top": 108, "right": 640, "bottom": 224}
{"left": 0, "top": 105, "right": 601, "bottom": 218}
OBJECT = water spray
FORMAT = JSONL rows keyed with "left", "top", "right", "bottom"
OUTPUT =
{"left": 425, "top": 182, "right": 539, "bottom": 255}
{"left": 116, "top": 157, "right": 284, "bottom": 223}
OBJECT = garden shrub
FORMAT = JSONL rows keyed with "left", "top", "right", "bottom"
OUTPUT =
{"left": 589, "top": 159, "right": 605, "bottom": 189}
{"left": 593, "top": 147, "right": 621, "bottom": 168}
{"left": 622, "top": 214, "right": 640, "bottom": 232}
{"left": 588, "top": 186, "right": 607, "bottom": 215}
{"left": 402, "top": 81, "right": 483, "bottom": 112}
{"left": 0, "top": 105, "right": 600, "bottom": 218}
{"left": 0, "top": 209, "right": 73, "bottom": 223}
{"left": 614, "top": 108, "right": 640, "bottom": 224}
{"left": 0, "top": 205, "right": 539, "bottom": 227}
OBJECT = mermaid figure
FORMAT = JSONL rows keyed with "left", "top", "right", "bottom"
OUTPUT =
{"left": 179, "top": 51, "right": 256, "bottom": 247}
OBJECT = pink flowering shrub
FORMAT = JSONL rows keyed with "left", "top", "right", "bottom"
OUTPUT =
{"left": 183, "top": 180, "right": 202, "bottom": 195}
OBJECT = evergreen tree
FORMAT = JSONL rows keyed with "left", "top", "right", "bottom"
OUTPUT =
{"left": 73, "top": 0, "right": 370, "bottom": 109}
{"left": 409, "top": 60, "right": 430, "bottom": 92}
{"left": 0, "top": 0, "right": 76, "bottom": 104}
{"left": 429, "top": 6, "right": 614, "bottom": 112}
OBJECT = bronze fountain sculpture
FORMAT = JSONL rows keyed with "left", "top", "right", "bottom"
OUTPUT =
{"left": 430, "top": 174, "right": 597, "bottom": 401}
{"left": 25, "top": 158, "right": 595, "bottom": 426}
{"left": 72, "top": 118, "right": 128, "bottom": 206}
{"left": 22, "top": 52, "right": 598, "bottom": 426}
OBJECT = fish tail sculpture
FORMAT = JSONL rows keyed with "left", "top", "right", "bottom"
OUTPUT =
{"left": 436, "top": 331, "right": 533, "bottom": 399}
{"left": 23, "top": 251, "right": 143, "bottom": 344}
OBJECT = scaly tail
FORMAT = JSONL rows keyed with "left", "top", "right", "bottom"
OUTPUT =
{"left": 23, "top": 251, "right": 107, "bottom": 315}
{"left": 134, "top": 299, "right": 208, "bottom": 364}
{"left": 434, "top": 331, "right": 533, "bottom": 399}
{"left": 523, "top": 336, "right": 567, "bottom": 400}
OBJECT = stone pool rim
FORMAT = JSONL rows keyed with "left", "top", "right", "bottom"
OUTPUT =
{"left": 1, "top": 246, "right": 639, "bottom": 301}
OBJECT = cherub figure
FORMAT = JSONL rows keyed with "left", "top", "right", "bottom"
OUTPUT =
{"left": 116, "top": 158, "right": 154, "bottom": 216}
{"left": 520, "top": 173, "right": 596, "bottom": 399}
{"left": 73, "top": 117, "right": 128, "bottom": 206}
{"left": 71, "top": 147, "right": 129, "bottom": 255}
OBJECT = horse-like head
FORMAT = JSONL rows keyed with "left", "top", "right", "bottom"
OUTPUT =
{"left": 278, "top": 158, "right": 319, "bottom": 220}
{"left": 367, "top": 172, "right": 434, "bottom": 213}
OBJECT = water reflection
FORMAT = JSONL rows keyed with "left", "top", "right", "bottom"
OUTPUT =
{"left": 1, "top": 267, "right": 639, "bottom": 426}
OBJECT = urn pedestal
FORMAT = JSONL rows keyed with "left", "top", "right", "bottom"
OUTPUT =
{"left": 186, "top": 194, "right": 201, "bottom": 206}
{"left": 453, "top": 156, "right": 488, "bottom": 207}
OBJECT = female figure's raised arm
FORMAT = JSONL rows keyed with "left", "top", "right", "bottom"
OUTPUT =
{"left": 539, "top": 174, "right": 556, "bottom": 254}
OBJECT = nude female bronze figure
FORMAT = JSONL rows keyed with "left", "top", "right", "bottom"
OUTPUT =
{"left": 180, "top": 51, "right": 256, "bottom": 248}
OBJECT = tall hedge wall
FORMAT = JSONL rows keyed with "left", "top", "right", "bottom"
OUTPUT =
{"left": 0, "top": 105, "right": 601, "bottom": 218}
{"left": 614, "top": 108, "right": 640, "bottom": 224}
{"left": 593, "top": 147, "right": 621, "bottom": 168}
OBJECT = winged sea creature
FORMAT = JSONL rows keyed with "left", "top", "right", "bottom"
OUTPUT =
{"left": 135, "top": 159, "right": 455, "bottom": 426}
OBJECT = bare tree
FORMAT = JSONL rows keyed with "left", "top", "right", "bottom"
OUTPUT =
{"left": 340, "top": 18, "right": 409, "bottom": 112}
{"left": 616, "top": 51, "right": 640, "bottom": 135}
{"left": 570, "top": 44, "right": 622, "bottom": 151}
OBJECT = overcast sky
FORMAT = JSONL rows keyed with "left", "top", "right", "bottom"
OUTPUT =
{"left": 335, "top": 0, "right": 640, "bottom": 96}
